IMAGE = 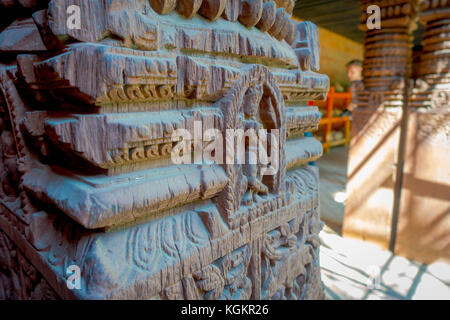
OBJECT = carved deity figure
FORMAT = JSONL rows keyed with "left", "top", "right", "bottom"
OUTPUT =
{"left": 241, "top": 85, "right": 269, "bottom": 206}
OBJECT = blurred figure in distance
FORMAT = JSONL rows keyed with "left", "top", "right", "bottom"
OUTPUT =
{"left": 341, "top": 59, "right": 363, "bottom": 118}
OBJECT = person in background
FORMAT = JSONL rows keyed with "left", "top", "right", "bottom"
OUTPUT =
{"left": 341, "top": 59, "right": 363, "bottom": 118}
{"left": 346, "top": 59, "right": 363, "bottom": 83}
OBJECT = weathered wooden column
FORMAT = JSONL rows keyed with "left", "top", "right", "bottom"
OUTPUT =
{"left": 0, "top": 0, "right": 329, "bottom": 299}
{"left": 397, "top": 0, "right": 450, "bottom": 263}
{"left": 344, "top": 0, "right": 449, "bottom": 264}
{"left": 343, "top": 0, "right": 417, "bottom": 249}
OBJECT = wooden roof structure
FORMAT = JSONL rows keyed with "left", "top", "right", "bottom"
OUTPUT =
{"left": 293, "top": 0, "right": 363, "bottom": 43}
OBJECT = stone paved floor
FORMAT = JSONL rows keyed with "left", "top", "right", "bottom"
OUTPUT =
{"left": 316, "top": 146, "right": 450, "bottom": 300}
{"left": 316, "top": 146, "right": 348, "bottom": 234}
{"left": 320, "top": 226, "right": 450, "bottom": 300}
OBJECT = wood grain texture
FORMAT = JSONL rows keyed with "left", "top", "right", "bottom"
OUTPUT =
{"left": 0, "top": 0, "right": 330, "bottom": 299}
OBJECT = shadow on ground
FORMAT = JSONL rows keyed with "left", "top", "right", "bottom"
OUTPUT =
{"left": 316, "top": 146, "right": 450, "bottom": 300}
{"left": 320, "top": 227, "right": 450, "bottom": 300}
{"left": 316, "top": 146, "right": 349, "bottom": 234}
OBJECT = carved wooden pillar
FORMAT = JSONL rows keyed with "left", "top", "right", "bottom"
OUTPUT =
{"left": 396, "top": 0, "right": 450, "bottom": 263}
{"left": 359, "top": 0, "right": 415, "bottom": 95}
{"left": 344, "top": 0, "right": 449, "bottom": 264}
{"left": 343, "top": 0, "right": 417, "bottom": 250}
{"left": 413, "top": 0, "right": 450, "bottom": 105}
{"left": 0, "top": 0, "right": 329, "bottom": 299}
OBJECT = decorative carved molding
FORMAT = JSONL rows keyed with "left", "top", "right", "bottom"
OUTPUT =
{"left": 0, "top": 0, "right": 329, "bottom": 299}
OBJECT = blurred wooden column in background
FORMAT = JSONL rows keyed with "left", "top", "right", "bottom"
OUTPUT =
{"left": 396, "top": 0, "right": 450, "bottom": 263}
{"left": 343, "top": 1, "right": 416, "bottom": 255}
{"left": 343, "top": 0, "right": 416, "bottom": 252}
{"left": 344, "top": 0, "right": 450, "bottom": 264}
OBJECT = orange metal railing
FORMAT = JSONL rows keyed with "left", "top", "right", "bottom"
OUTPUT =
{"left": 314, "top": 86, "right": 352, "bottom": 153}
